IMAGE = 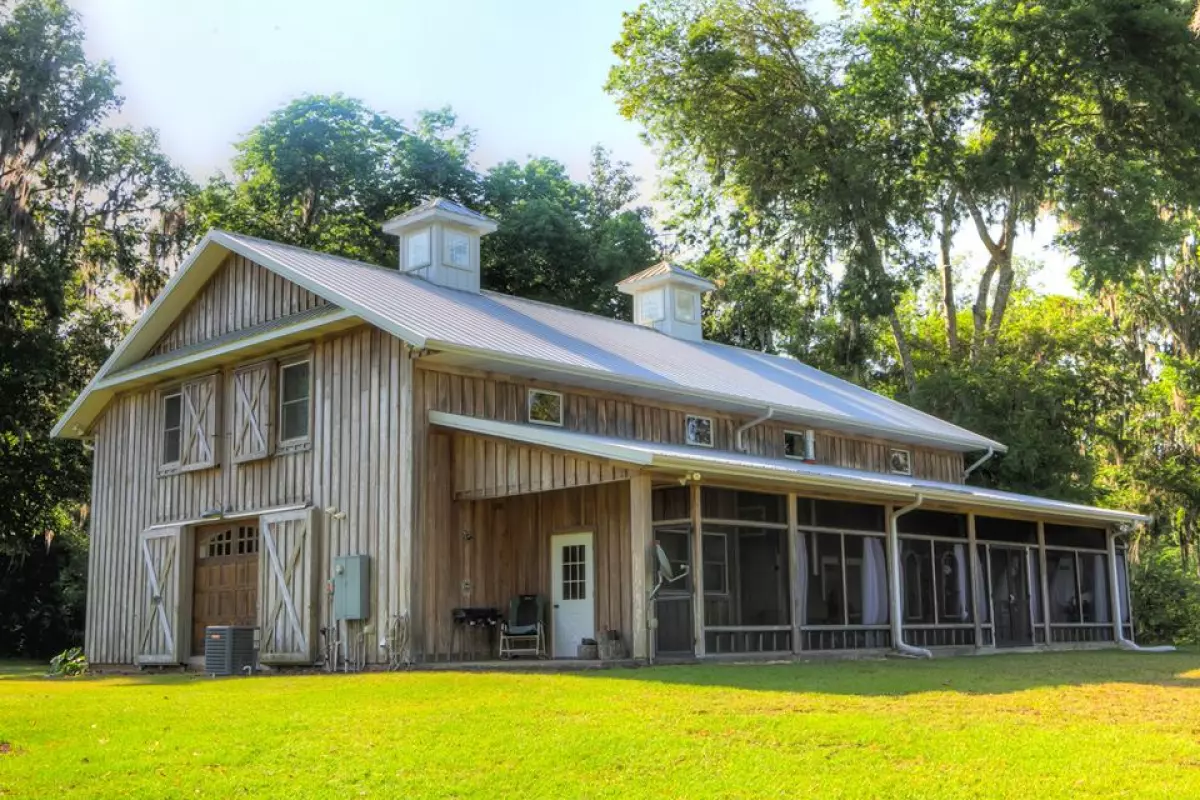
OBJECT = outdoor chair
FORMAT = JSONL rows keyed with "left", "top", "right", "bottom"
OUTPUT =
{"left": 498, "top": 594, "right": 546, "bottom": 659}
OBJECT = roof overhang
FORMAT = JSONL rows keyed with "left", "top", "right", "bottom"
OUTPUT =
{"left": 428, "top": 411, "right": 1148, "bottom": 525}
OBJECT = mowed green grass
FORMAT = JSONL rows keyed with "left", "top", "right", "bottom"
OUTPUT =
{"left": 3, "top": 652, "right": 1200, "bottom": 799}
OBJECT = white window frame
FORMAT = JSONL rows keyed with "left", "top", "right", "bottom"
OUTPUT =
{"left": 406, "top": 229, "right": 431, "bottom": 269}
{"left": 674, "top": 289, "right": 698, "bottom": 323}
{"left": 889, "top": 448, "right": 912, "bottom": 475}
{"left": 160, "top": 388, "right": 183, "bottom": 468}
{"left": 444, "top": 229, "right": 471, "bottom": 269}
{"left": 637, "top": 288, "right": 666, "bottom": 323}
{"left": 527, "top": 388, "right": 564, "bottom": 428}
{"left": 685, "top": 414, "right": 714, "bottom": 448}
{"left": 278, "top": 357, "right": 313, "bottom": 448}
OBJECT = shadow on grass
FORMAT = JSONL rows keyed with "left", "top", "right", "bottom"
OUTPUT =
{"left": 579, "top": 649, "right": 1200, "bottom": 696}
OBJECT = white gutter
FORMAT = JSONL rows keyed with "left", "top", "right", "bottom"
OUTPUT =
{"left": 963, "top": 447, "right": 995, "bottom": 481}
{"left": 735, "top": 407, "right": 775, "bottom": 453}
{"left": 888, "top": 495, "right": 932, "bottom": 659}
{"left": 1107, "top": 530, "right": 1175, "bottom": 653}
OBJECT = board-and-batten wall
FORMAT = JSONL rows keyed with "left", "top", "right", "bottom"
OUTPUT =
{"left": 85, "top": 324, "right": 407, "bottom": 664}
{"left": 415, "top": 364, "right": 966, "bottom": 483}
{"left": 149, "top": 253, "right": 327, "bottom": 356}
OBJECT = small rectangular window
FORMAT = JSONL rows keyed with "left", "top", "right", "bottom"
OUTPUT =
{"left": 637, "top": 289, "right": 665, "bottom": 323}
{"left": 685, "top": 415, "right": 713, "bottom": 447}
{"left": 406, "top": 229, "right": 431, "bottom": 269}
{"left": 527, "top": 389, "right": 564, "bottom": 427}
{"left": 674, "top": 289, "right": 697, "bottom": 323}
{"left": 445, "top": 229, "right": 470, "bottom": 268}
{"left": 889, "top": 448, "right": 912, "bottom": 475}
{"left": 279, "top": 360, "right": 311, "bottom": 443}
{"left": 162, "top": 391, "right": 182, "bottom": 465}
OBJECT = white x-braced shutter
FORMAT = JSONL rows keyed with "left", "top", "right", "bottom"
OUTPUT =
{"left": 258, "top": 508, "right": 318, "bottom": 665}
{"left": 232, "top": 362, "right": 274, "bottom": 463}
{"left": 137, "top": 526, "right": 189, "bottom": 664}
{"left": 181, "top": 374, "right": 220, "bottom": 470}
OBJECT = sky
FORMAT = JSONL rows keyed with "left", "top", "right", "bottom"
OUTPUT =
{"left": 68, "top": 0, "right": 1074, "bottom": 295}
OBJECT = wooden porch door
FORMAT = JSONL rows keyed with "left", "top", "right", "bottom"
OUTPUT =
{"left": 551, "top": 532, "right": 595, "bottom": 658}
{"left": 192, "top": 523, "right": 259, "bottom": 656}
{"left": 990, "top": 546, "right": 1033, "bottom": 647}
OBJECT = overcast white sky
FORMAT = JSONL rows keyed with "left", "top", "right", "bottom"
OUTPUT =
{"left": 68, "top": 0, "right": 1074, "bottom": 295}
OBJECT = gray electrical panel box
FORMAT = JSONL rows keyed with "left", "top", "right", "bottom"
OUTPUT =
{"left": 333, "top": 555, "right": 370, "bottom": 621}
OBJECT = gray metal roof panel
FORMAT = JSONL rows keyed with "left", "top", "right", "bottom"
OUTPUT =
{"left": 216, "top": 232, "right": 1005, "bottom": 452}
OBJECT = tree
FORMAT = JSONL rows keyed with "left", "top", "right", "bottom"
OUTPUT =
{"left": 480, "top": 146, "right": 658, "bottom": 314}
{"left": 1, "top": 0, "right": 189, "bottom": 655}
{"left": 188, "top": 97, "right": 478, "bottom": 266}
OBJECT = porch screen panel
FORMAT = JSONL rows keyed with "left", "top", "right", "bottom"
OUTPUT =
{"left": 974, "top": 545, "right": 991, "bottom": 623}
{"left": 1079, "top": 553, "right": 1111, "bottom": 623}
{"left": 806, "top": 533, "right": 844, "bottom": 625}
{"left": 704, "top": 524, "right": 790, "bottom": 627}
{"left": 1046, "top": 550, "right": 1079, "bottom": 622}
{"left": 900, "top": 540, "right": 936, "bottom": 623}
{"left": 934, "top": 542, "right": 972, "bottom": 623}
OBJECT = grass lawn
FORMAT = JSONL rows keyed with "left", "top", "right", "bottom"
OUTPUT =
{"left": 3, "top": 652, "right": 1200, "bottom": 798}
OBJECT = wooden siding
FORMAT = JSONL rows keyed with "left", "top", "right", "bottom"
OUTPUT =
{"left": 451, "top": 432, "right": 632, "bottom": 499}
{"left": 85, "top": 325, "right": 408, "bottom": 665}
{"left": 417, "top": 472, "right": 635, "bottom": 662}
{"left": 417, "top": 364, "right": 965, "bottom": 484}
{"left": 149, "top": 254, "right": 327, "bottom": 357}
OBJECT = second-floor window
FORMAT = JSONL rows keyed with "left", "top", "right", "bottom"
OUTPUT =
{"left": 280, "top": 359, "right": 311, "bottom": 444}
{"left": 162, "top": 390, "right": 182, "bottom": 465}
{"left": 528, "top": 389, "right": 564, "bottom": 427}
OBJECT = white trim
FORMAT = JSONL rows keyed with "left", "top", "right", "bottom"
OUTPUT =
{"left": 278, "top": 357, "right": 313, "bottom": 446}
{"left": 425, "top": 412, "right": 1149, "bottom": 525}
{"left": 145, "top": 503, "right": 310, "bottom": 532}
{"left": 527, "top": 388, "right": 564, "bottom": 427}
{"left": 783, "top": 430, "right": 806, "bottom": 461}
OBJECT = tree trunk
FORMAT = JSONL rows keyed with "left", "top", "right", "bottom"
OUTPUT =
{"left": 971, "top": 256, "right": 998, "bottom": 363}
{"left": 889, "top": 311, "right": 917, "bottom": 396}
{"left": 939, "top": 199, "right": 960, "bottom": 359}
{"left": 985, "top": 253, "right": 1015, "bottom": 349}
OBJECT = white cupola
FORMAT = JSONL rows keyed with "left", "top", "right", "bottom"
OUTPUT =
{"left": 381, "top": 198, "right": 498, "bottom": 293}
{"left": 616, "top": 262, "right": 715, "bottom": 342}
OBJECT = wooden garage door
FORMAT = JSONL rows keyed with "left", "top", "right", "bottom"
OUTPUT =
{"left": 192, "top": 523, "right": 259, "bottom": 656}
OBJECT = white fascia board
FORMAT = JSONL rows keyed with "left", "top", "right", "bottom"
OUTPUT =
{"left": 424, "top": 342, "right": 1004, "bottom": 454}
{"left": 427, "top": 411, "right": 654, "bottom": 466}
{"left": 95, "top": 309, "right": 357, "bottom": 390}
{"left": 616, "top": 272, "right": 715, "bottom": 295}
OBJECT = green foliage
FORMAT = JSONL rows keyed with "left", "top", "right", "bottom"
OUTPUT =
{"left": 1130, "top": 543, "right": 1200, "bottom": 645}
{"left": 46, "top": 646, "right": 87, "bottom": 677}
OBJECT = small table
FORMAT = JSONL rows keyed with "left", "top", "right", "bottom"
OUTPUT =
{"left": 451, "top": 607, "right": 503, "bottom": 660}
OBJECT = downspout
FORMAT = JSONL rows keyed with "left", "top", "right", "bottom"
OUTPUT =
{"left": 735, "top": 407, "right": 775, "bottom": 453}
{"left": 888, "top": 495, "right": 932, "bottom": 658}
{"left": 963, "top": 447, "right": 995, "bottom": 482}
{"left": 1108, "top": 529, "right": 1175, "bottom": 653}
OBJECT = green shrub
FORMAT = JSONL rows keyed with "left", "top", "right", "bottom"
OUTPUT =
{"left": 1130, "top": 544, "right": 1200, "bottom": 645}
{"left": 47, "top": 647, "right": 88, "bottom": 678}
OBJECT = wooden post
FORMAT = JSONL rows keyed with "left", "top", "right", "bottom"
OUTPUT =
{"left": 787, "top": 492, "right": 801, "bottom": 654}
{"left": 629, "top": 475, "right": 652, "bottom": 660}
{"left": 967, "top": 512, "right": 983, "bottom": 649}
{"left": 690, "top": 481, "right": 705, "bottom": 657}
{"left": 1036, "top": 520, "right": 1051, "bottom": 644}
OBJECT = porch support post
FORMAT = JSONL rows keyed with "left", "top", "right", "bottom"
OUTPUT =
{"left": 967, "top": 512, "right": 983, "bottom": 649}
{"left": 788, "top": 492, "right": 801, "bottom": 654}
{"left": 629, "top": 475, "right": 652, "bottom": 661}
{"left": 884, "top": 503, "right": 897, "bottom": 647}
{"left": 1106, "top": 527, "right": 1123, "bottom": 643}
{"left": 1036, "top": 521, "right": 1051, "bottom": 644}
{"left": 690, "top": 481, "right": 705, "bottom": 657}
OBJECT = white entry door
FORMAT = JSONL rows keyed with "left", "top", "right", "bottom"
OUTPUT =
{"left": 551, "top": 531, "right": 596, "bottom": 658}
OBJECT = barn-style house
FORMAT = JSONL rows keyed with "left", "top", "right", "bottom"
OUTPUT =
{"left": 55, "top": 199, "right": 1149, "bottom": 668}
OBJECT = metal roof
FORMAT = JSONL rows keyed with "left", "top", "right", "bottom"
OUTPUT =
{"left": 429, "top": 412, "right": 1149, "bottom": 525}
{"left": 54, "top": 230, "right": 1005, "bottom": 453}
{"left": 381, "top": 197, "right": 498, "bottom": 233}
{"left": 616, "top": 261, "right": 715, "bottom": 291}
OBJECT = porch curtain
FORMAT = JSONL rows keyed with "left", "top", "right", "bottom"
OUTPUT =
{"left": 953, "top": 544, "right": 969, "bottom": 621}
{"left": 862, "top": 537, "right": 888, "bottom": 625}
{"left": 974, "top": 548, "right": 990, "bottom": 623}
{"left": 796, "top": 532, "right": 808, "bottom": 626}
{"left": 1093, "top": 554, "right": 1111, "bottom": 624}
{"left": 1027, "top": 550, "right": 1042, "bottom": 626}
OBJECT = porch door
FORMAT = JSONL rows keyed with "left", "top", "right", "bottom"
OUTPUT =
{"left": 990, "top": 546, "right": 1033, "bottom": 647}
{"left": 551, "top": 532, "right": 595, "bottom": 658}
